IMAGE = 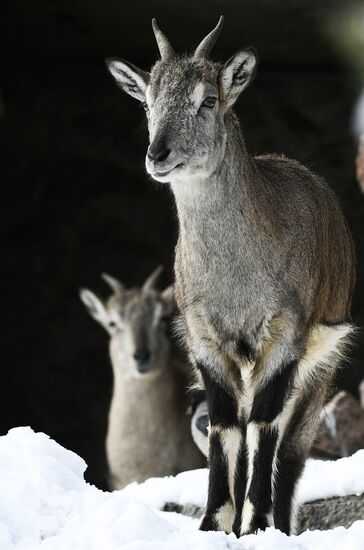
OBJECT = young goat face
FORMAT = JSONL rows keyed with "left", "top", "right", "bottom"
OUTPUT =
{"left": 80, "top": 268, "right": 175, "bottom": 379}
{"left": 105, "top": 17, "right": 257, "bottom": 183}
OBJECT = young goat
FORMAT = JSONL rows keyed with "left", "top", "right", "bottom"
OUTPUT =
{"left": 105, "top": 17, "right": 356, "bottom": 534}
{"left": 80, "top": 267, "right": 205, "bottom": 489}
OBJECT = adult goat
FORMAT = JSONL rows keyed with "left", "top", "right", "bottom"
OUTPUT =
{"left": 105, "top": 17, "right": 355, "bottom": 535}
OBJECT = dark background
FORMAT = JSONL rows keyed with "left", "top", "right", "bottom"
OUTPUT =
{"left": 1, "top": 0, "right": 363, "bottom": 489}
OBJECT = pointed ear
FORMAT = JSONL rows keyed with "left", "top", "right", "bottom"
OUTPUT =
{"left": 105, "top": 57, "right": 150, "bottom": 102}
{"left": 79, "top": 288, "right": 108, "bottom": 326}
{"left": 161, "top": 285, "right": 176, "bottom": 316}
{"left": 220, "top": 48, "right": 257, "bottom": 107}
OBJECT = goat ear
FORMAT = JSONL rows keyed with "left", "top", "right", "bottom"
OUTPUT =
{"left": 105, "top": 57, "right": 150, "bottom": 102}
{"left": 161, "top": 285, "right": 176, "bottom": 315}
{"left": 220, "top": 48, "right": 257, "bottom": 107}
{"left": 79, "top": 288, "right": 107, "bottom": 325}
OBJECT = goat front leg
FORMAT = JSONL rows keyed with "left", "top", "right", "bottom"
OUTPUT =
{"left": 198, "top": 363, "right": 241, "bottom": 533}
{"left": 240, "top": 355, "right": 298, "bottom": 535}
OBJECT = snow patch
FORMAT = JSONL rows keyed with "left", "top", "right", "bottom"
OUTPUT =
{"left": 124, "top": 447, "right": 364, "bottom": 508}
{"left": 0, "top": 427, "right": 364, "bottom": 549}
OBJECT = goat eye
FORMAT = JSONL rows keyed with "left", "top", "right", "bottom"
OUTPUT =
{"left": 201, "top": 96, "right": 217, "bottom": 109}
{"left": 108, "top": 321, "right": 116, "bottom": 329}
{"left": 141, "top": 101, "right": 149, "bottom": 112}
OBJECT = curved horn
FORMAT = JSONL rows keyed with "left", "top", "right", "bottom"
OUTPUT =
{"left": 152, "top": 18, "right": 175, "bottom": 61}
{"left": 101, "top": 273, "right": 124, "bottom": 295}
{"left": 194, "top": 15, "right": 224, "bottom": 59}
{"left": 143, "top": 265, "right": 163, "bottom": 291}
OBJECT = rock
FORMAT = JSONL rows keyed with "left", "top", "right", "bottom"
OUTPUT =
{"left": 163, "top": 502, "right": 203, "bottom": 519}
{"left": 163, "top": 492, "right": 364, "bottom": 532}
{"left": 298, "top": 493, "right": 364, "bottom": 532}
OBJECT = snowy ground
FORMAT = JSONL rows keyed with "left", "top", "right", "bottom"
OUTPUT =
{"left": 1, "top": 428, "right": 364, "bottom": 549}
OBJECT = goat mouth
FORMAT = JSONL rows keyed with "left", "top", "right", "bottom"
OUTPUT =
{"left": 154, "top": 163, "right": 183, "bottom": 177}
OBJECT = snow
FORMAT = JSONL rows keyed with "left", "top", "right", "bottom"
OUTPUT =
{"left": 123, "top": 449, "right": 364, "bottom": 509}
{"left": 0, "top": 427, "right": 364, "bottom": 549}
{"left": 299, "top": 453, "right": 364, "bottom": 503}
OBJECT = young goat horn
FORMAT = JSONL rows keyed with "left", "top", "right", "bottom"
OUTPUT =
{"left": 194, "top": 15, "right": 224, "bottom": 59}
{"left": 143, "top": 265, "right": 163, "bottom": 291}
{"left": 101, "top": 273, "right": 124, "bottom": 295}
{"left": 152, "top": 19, "right": 175, "bottom": 61}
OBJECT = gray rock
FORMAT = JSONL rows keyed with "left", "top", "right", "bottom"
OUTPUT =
{"left": 298, "top": 493, "right": 364, "bottom": 532}
{"left": 163, "top": 492, "right": 364, "bottom": 532}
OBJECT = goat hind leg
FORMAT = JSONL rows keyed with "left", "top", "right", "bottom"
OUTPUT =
{"left": 274, "top": 387, "right": 332, "bottom": 534}
{"left": 273, "top": 322, "right": 353, "bottom": 534}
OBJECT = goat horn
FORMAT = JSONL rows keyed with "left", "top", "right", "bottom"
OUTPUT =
{"left": 101, "top": 273, "right": 124, "bottom": 295}
{"left": 194, "top": 15, "right": 224, "bottom": 59}
{"left": 143, "top": 265, "right": 163, "bottom": 291}
{"left": 152, "top": 18, "right": 175, "bottom": 61}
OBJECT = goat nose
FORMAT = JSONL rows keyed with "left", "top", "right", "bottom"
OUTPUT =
{"left": 133, "top": 350, "right": 151, "bottom": 364}
{"left": 147, "top": 143, "right": 171, "bottom": 163}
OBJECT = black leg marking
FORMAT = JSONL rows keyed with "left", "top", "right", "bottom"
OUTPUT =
{"left": 249, "top": 360, "right": 298, "bottom": 423}
{"left": 274, "top": 443, "right": 305, "bottom": 535}
{"left": 250, "top": 514, "right": 269, "bottom": 533}
{"left": 247, "top": 426, "right": 278, "bottom": 524}
{"left": 284, "top": 392, "right": 313, "bottom": 442}
{"left": 198, "top": 364, "right": 238, "bottom": 428}
{"left": 232, "top": 426, "right": 247, "bottom": 536}
{"left": 200, "top": 431, "right": 230, "bottom": 531}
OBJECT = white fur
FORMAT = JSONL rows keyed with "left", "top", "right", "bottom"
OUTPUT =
{"left": 107, "top": 60, "right": 147, "bottom": 102}
{"left": 239, "top": 360, "right": 254, "bottom": 418}
{"left": 220, "top": 49, "right": 257, "bottom": 107}
{"left": 220, "top": 427, "right": 242, "bottom": 504}
{"left": 214, "top": 500, "right": 235, "bottom": 533}
{"left": 240, "top": 498, "right": 254, "bottom": 535}
{"left": 300, "top": 323, "right": 353, "bottom": 375}
{"left": 273, "top": 322, "right": 353, "bottom": 439}
{"left": 245, "top": 422, "right": 259, "bottom": 495}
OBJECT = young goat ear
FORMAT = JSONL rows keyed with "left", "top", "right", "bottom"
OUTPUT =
{"left": 105, "top": 57, "right": 150, "bottom": 102}
{"left": 161, "top": 285, "right": 176, "bottom": 315}
{"left": 220, "top": 48, "right": 257, "bottom": 107}
{"left": 79, "top": 288, "right": 107, "bottom": 325}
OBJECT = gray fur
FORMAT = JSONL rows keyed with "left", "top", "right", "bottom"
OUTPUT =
{"left": 105, "top": 17, "right": 355, "bottom": 534}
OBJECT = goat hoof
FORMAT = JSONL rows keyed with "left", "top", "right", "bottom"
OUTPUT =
{"left": 199, "top": 514, "right": 217, "bottom": 532}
